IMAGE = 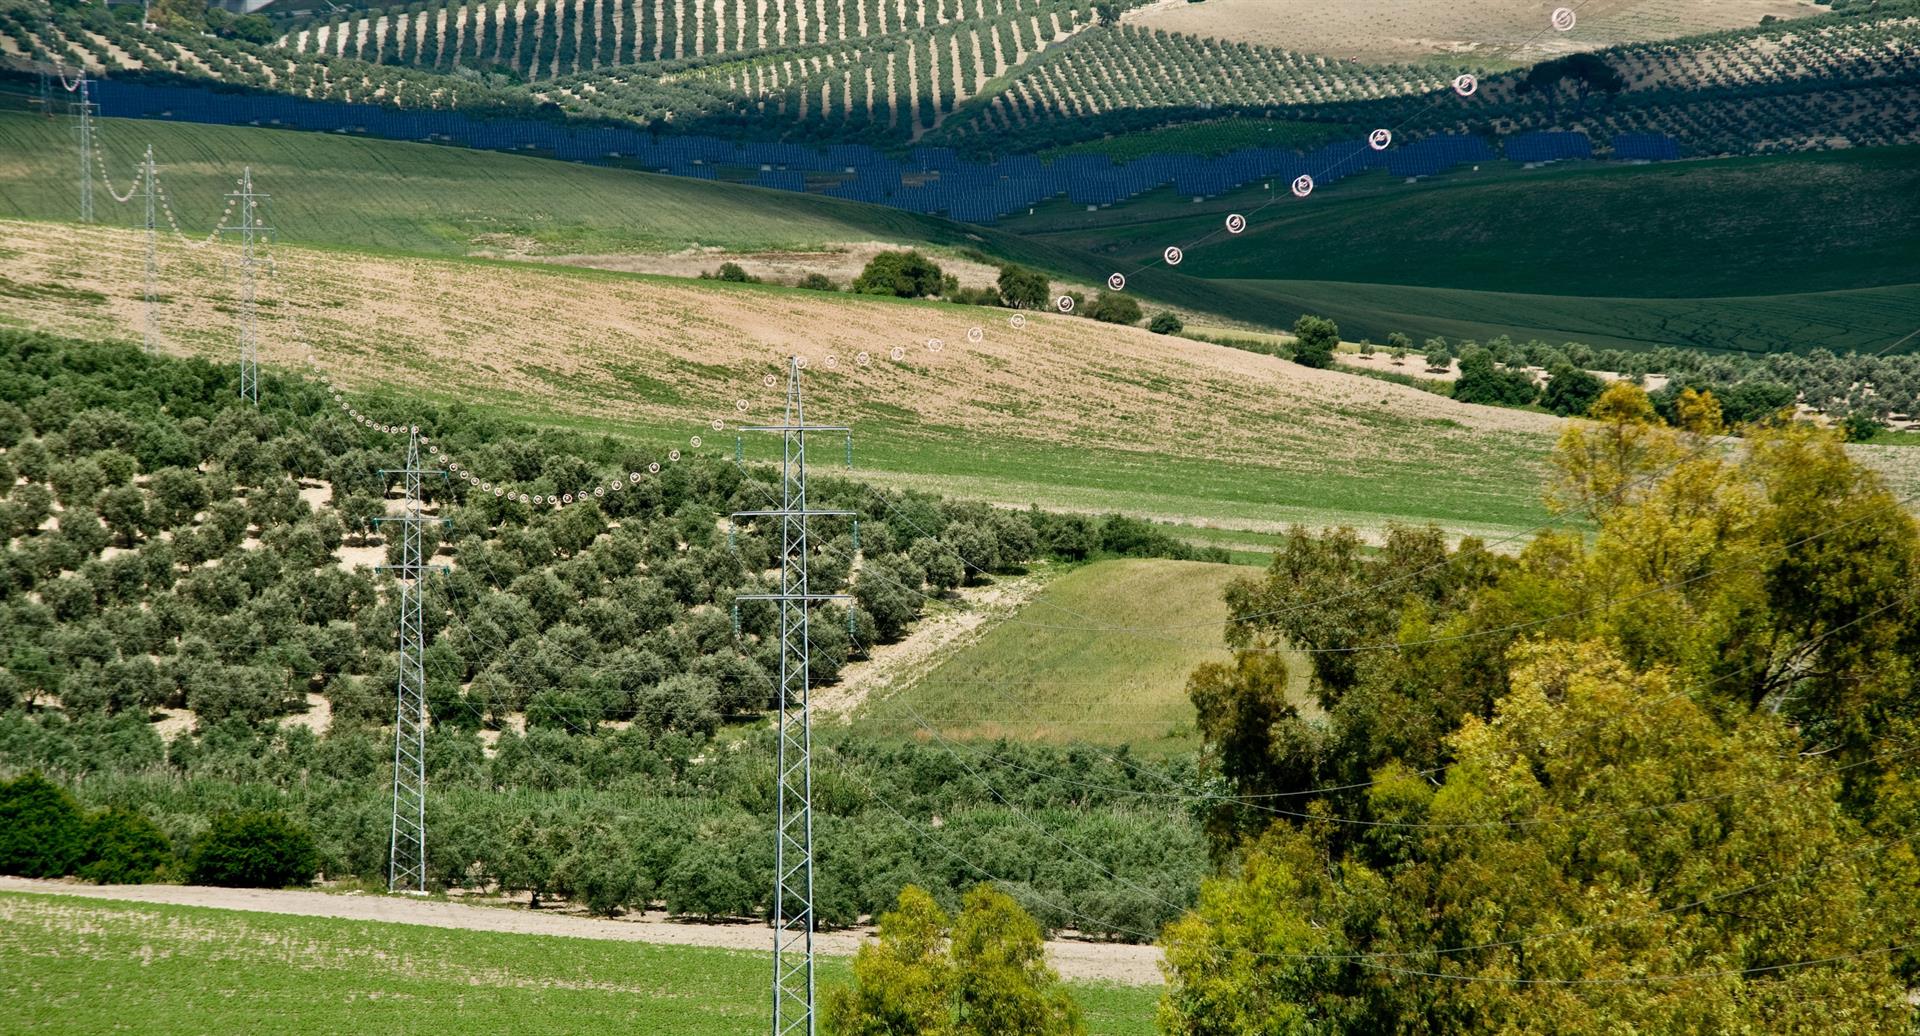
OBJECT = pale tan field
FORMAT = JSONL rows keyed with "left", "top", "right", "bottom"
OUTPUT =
{"left": 1123, "top": 0, "right": 1815, "bottom": 64}
{"left": 0, "top": 217, "right": 1573, "bottom": 533}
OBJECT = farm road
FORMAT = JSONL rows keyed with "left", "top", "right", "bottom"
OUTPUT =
{"left": 0, "top": 876, "right": 1165, "bottom": 986}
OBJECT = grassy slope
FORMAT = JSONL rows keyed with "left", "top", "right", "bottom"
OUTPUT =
{"left": 0, "top": 891, "right": 1158, "bottom": 1035}
{"left": 0, "top": 110, "right": 1085, "bottom": 265}
{"left": 858, "top": 559, "right": 1310, "bottom": 755}
{"left": 9, "top": 109, "right": 1916, "bottom": 354}
{"left": 0, "top": 215, "right": 1570, "bottom": 539}
{"left": 1011, "top": 151, "right": 1920, "bottom": 353}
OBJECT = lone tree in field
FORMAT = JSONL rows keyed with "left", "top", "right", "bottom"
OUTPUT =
{"left": 1424, "top": 337, "right": 1455, "bottom": 372}
{"left": 1149, "top": 311, "right": 1184, "bottom": 335}
{"left": 826, "top": 884, "right": 1085, "bottom": 1036}
{"left": 855, "top": 250, "right": 945, "bottom": 298}
{"left": 1291, "top": 314, "right": 1339, "bottom": 369}
{"left": 996, "top": 264, "right": 1050, "bottom": 310}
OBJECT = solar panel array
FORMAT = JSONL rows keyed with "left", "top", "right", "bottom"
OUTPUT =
{"left": 93, "top": 81, "right": 1683, "bottom": 225}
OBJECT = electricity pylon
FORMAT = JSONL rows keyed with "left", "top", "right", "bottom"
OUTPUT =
{"left": 733, "top": 358, "right": 854, "bottom": 1036}
{"left": 220, "top": 167, "right": 271, "bottom": 404}
{"left": 142, "top": 145, "right": 157, "bottom": 354}
{"left": 375, "top": 429, "right": 448, "bottom": 894}
{"left": 73, "top": 74, "right": 93, "bottom": 224}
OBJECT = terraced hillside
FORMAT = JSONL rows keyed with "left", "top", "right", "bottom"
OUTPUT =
{"left": 936, "top": 8, "right": 1920, "bottom": 154}
{"left": 1123, "top": 0, "right": 1815, "bottom": 64}
{"left": 5, "top": 0, "right": 1912, "bottom": 155}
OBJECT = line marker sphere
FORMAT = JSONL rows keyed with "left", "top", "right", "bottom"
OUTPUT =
{"left": 1010, "top": 314, "right": 1027, "bottom": 329}
{"left": 649, "top": 462, "right": 661, "bottom": 474}
{"left": 1107, "top": 272, "right": 1127, "bottom": 291}
{"left": 856, "top": 351, "right": 871, "bottom": 366}
{"left": 825, "top": 354, "right": 839, "bottom": 368}
{"left": 967, "top": 327, "right": 984, "bottom": 344}
{"left": 669, "top": 449, "right": 682, "bottom": 462}
{"left": 711, "top": 418, "right": 725, "bottom": 431}
{"left": 1551, "top": 7, "right": 1576, "bottom": 31}
{"left": 1163, "top": 246, "right": 1184, "bottom": 266}
{"left": 1056, "top": 295, "right": 1076, "bottom": 313}
{"left": 631, "top": 471, "right": 642, "bottom": 481}
{"left": 691, "top": 435, "right": 703, "bottom": 448}
{"left": 795, "top": 356, "right": 809, "bottom": 369}
{"left": 891, "top": 345, "right": 906, "bottom": 360}
{"left": 763, "top": 374, "right": 777, "bottom": 388}
{"left": 1225, "top": 213, "right": 1247, "bottom": 234}
{"left": 1369, "top": 128, "right": 1393, "bottom": 150}
{"left": 1291, "top": 174, "right": 1315, "bottom": 198}
{"left": 735, "top": 399, "right": 749, "bottom": 412}
{"left": 927, "top": 337, "right": 944, "bottom": 352}
{"left": 1453, "top": 73, "right": 1479, "bottom": 97}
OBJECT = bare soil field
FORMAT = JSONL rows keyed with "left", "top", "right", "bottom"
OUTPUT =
{"left": 0, "top": 876, "right": 1166, "bottom": 985}
{"left": 1124, "top": 0, "right": 1814, "bottom": 64}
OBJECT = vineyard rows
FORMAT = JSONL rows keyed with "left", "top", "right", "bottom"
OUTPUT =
{"left": 0, "top": 8, "right": 556, "bottom": 111}
{"left": 949, "top": 26, "right": 1454, "bottom": 138}
{"left": 280, "top": 0, "right": 1105, "bottom": 83}
{"left": 544, "top": 2, "right": 1093, "bottom": 136}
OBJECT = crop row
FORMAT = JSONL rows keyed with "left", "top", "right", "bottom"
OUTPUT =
{"left": 949, "top": 25, "right": 1451, "bottom": 137}
{"left": 279, "top": 0, "right": 1108, "bottom": 83}
{"left": 553, "top": 4, "right": 1091, "bottom": 137}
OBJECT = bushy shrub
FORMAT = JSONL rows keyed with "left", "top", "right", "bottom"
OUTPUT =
{"left": 1291, "top": 315, "right": 1339, "bottom": 369}
{"left": 1148, "top": 312, "right": 1184, "bottom": 335}
{"left": 699, "top": 262, "right": 759, "bottom": 283}
{"left": 797, "top": 273, "right": 838, "bottom": 292}
{"left": 187, "top": 811, "right": 318, "bottom": 888}
{"left": 79, "top": 807, "right": 173, "bottom": 884}
{"left": 0, "top": 772, "right": 89, "bottom": 878}
{"left": 1086, "top": 292, "right": 1143, "bottom": 325}
{"left": 853, "top": 251, "right": 944, "bottom": 298}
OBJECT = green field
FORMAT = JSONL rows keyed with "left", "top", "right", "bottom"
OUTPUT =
{"left": 0, "top": 891, "right": 1159, "bottom": 1035}
{"left": 7, "top": 107, "right": 1914, "bottom": 354}
{"left": 1010, "top": 150, "right": 1920, "bottom": 353}
{"left": 859, "top": 559, "right": 1311, "bottom": 754}
{"left": 1042, "top": 118, "right": 1362, "bottom": 160}
{"left": 0, "top": 110, "right": 1079, "bottom": 267}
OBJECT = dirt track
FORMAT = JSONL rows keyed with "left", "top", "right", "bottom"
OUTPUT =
{"left": 0, "top": 876, "right": 1166, "bottom": 986}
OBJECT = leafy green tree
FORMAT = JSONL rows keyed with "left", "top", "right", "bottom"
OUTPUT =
{"left": 0, "top": 772, "right": 89, "bottom": 878}
{"left": 854, "top": 251, "right": 945, "bottom": 298}
{"left": 634, "top": 673, "right": 721, "bottom": 738}
{"left": 1423, "top": 337, "right": 1454, "bottom": 372}
{"left": 1542, "top": 361, "right": 1605, "bottom": 416}
{"left": 1290, "top": 315, "right": 1339, "bottom": 369}
{"left": 827, "top": 885, "right": 953, "bottom": 1036}
{"left": 187, "top": 811, "right": 317, "bottom": 888}
{"left": 910, "top": 538, "right": 965, "bottom": 592}
{"left": 1452, "top": 346, "right": 1540, "bottom": 407}
{"left": 1148, "top": 312, "right": 1184, "bottom": 335}
{"left": 1160, "top": 643, "right": 1918, "bottom": 1034}
{"left": 997, "top": 265, "right": 1050, "bottom": 310}
{"left": 827, "top": 884, "right": 1085, "bottom": 1036}
{"left": 854, "top": 554, "right": 924, "bottom": 642}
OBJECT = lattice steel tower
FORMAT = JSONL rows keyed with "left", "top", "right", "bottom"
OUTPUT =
{"left": 733, "top": 358, "right": 853, "bottom": 1036}
{"left": 142, "top": 145, "right": 157, "bottom": 354}
{"left": 73, "top": 74, "right": 93, "bottom": 224}
{"left": 376, "top": 430, "right": 446, "bottom": 894}
{"left": 220, "top": 167, "right": 270, "bottom": 404}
